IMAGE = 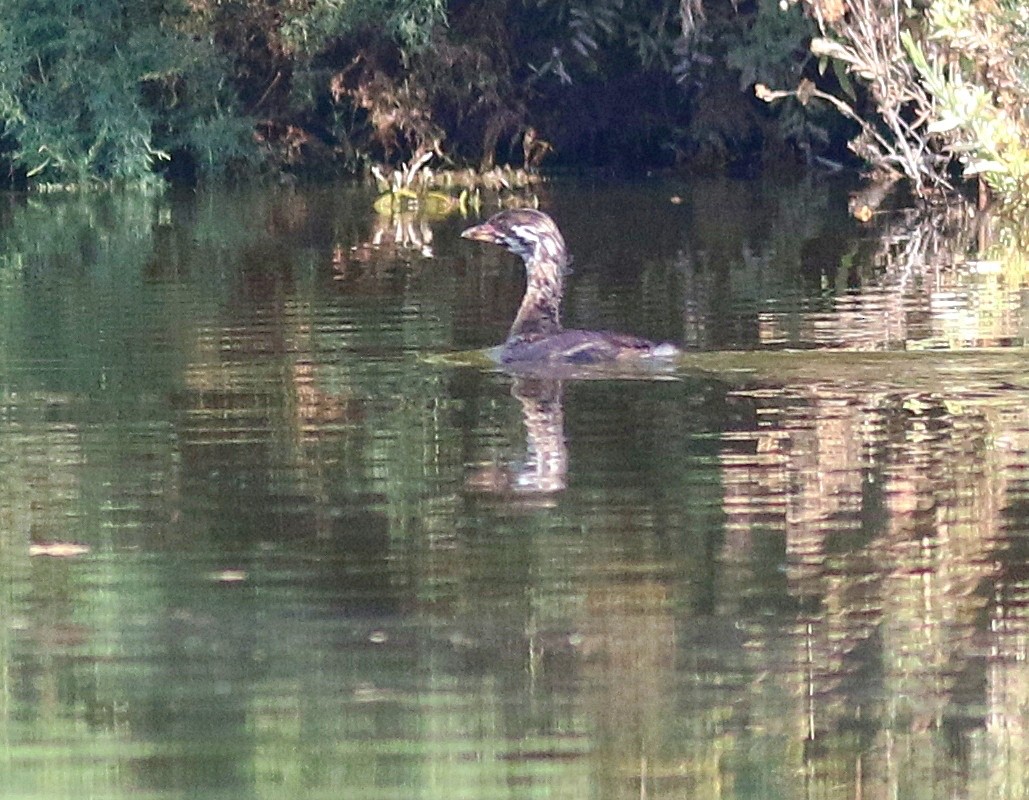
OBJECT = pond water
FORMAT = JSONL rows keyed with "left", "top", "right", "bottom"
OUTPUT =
{"left": 0, "top": 178, "right": 1026, "bottom": 800}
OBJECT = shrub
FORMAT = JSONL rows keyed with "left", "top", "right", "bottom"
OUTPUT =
{"left": 781, "top": 0, "right": 1029, "bottom": 201}
{"left": 0, "top": 0, "right": 258, "bottom": 187}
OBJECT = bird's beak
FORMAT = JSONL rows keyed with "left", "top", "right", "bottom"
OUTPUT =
{"left": 461, "top": 221, "right": 500, "bottom": 243}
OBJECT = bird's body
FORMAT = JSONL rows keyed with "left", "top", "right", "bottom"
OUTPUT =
{"left": 491, "top": 328, "right": 674, "bottom": 365}
{"left": 461, "top": 209, "right": 679, "bottom": 365}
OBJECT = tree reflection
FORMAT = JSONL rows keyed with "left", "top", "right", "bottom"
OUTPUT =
{"left": 712, "top": 380, "right": 1029, "bottom": 800}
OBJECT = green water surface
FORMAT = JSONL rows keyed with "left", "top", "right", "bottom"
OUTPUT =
{"left": 0, "top": 179, "right": 1026, "bottom": 800}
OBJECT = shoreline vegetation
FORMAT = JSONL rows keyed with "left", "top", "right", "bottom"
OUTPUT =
{"left": 0, "top": 1, "right": 1027, "bottom": 211}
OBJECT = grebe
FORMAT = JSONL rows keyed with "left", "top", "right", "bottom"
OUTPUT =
{"left": 461, "top": 209, "right": 679, "bottom": 365}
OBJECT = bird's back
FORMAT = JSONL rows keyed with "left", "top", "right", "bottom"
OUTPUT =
{"left": 498, "top": 329, "right": 677, "bottom": 365}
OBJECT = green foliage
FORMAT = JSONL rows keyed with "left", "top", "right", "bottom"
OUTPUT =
{"left": 797, "top": 0, "right": 1029, "bottom": 200}
{"left": 915, "top": 0, "right": 1029, "bottom": 201}
{"left": 698, "top": 0, "right": 827, "bottom": 164}
{"left": 522, "top": 0, "right": 684, "bottom": 82}
{"left": 511, "top": 0, "right": 829, "bottom": 168}
{"left": 724, "top": 0, "right": 811, "bottom": 91}
{"left": 281, "top": 0, "right": 447, "bottom": 55}
{"left": 0, "top": 0, "right": 853, "bottom": 185}
{"left": 0, "top": 0, "right": 259, "bottom": 187}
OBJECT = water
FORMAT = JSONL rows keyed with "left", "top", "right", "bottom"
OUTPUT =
{"left": 0, "top": 179, "right": 1026, "bottom": 800}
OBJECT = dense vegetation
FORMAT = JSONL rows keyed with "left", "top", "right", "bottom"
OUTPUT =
{"left": 0, "top": 0, "right": 1027, "bottom": 201}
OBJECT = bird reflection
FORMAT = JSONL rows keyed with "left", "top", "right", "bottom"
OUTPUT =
{"left": 466, "top": 377, "right": 567, "bottom": 496}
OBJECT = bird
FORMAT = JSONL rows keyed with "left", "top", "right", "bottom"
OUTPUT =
{"left": 461, "top": 209, "right": 679, "bottom": 365}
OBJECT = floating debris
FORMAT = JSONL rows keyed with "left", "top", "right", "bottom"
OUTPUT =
{"left": 371, "top": 154, "right": 542, "bottom": 218}
{"left": 29, "top": 542, "right": 91, "bottom": 558}
{"left": 211, "top": 569, "right": 248, "bottom": 583}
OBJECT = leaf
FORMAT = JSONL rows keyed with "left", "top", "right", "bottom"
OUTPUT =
{"left": 810, "top": 37, "right": 855, "bottom": 63}
{"left": 831, "top": 58, "right": 856, "bottom": 102}
{"left": 571, "top": 32, "right": 597, "bottom": 57}
{"left": 926, "top": 115, "right": 964, "bottom": 134}
{"left": 900, "top": 30, "right": 944, "bottom": 93}
{"left": 373, "top": 191, "right": 397, "bottom": 214}
{"left": 963, "top": 159, "right": 1006, "bottom": 176}
{"left": 25, "top": 157, "right": 50, "bottom": 177}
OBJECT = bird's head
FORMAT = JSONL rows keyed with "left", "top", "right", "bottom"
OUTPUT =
{"left": 461, "top": 209, "right": 567, "bottom": 268}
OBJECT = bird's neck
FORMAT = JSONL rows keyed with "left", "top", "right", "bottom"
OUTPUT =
{"left": 508, "top": 252, "right": 564, "bottom": 342}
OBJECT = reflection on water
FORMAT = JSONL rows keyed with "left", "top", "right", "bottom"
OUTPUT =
{"left": 466, "top": 378, "right": 567, "bottom": 496}
{"left": 0, "top": 180, "right": 1027, "bottom": 800}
